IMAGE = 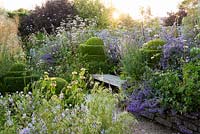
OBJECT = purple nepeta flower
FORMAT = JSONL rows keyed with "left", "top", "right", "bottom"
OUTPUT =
{"left": 40, "top": 53, "right": 55, "bottom": 64}
{"left": 161, "top": 36, "right": 188, "bottom": 69}
{"left": 178, "top": 125, "right": 193, "bottom": 134}
{"left": 127, "top": 86, "right": 161, "bottom": 114}
{"left": 19, "top": 127, "right": 31, "bottom": 134}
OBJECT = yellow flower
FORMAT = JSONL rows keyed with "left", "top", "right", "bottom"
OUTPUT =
{"left": 80, "top": 76, "right": 86, "bottom": 79}
{"left": 72, "top": 71, "right": 78, "bottom": 75}
{"left": 80, "top": 68, "right": 86, "bottom": 71}
{"left": 67, "top": 85, "right": 72, "bottom": 89}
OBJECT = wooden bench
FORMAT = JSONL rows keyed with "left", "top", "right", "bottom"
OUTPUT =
{"left": 92, "top": 74, "right": 127, "bottom": 89}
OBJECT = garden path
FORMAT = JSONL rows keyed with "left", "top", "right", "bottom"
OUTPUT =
{"left": 133, "top": 116, "right": 179, "bottom": 134}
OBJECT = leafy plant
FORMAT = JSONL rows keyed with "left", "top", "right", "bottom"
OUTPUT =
{"left": 19, "top": 0, "right": 76, "bottom": 36}
{"left": 122, "top": 46, "right": 151, "bottom": 81}
{"left": 79, "top": 37, "right": 112, "bottom": 73}
{"left": 3, "top": 63, "right": 39, "bottom": 93}
{"left": 0, "top": 70, "right": 135, "bottom": 134}
{"left": 141, "top": 39, "right": 166, "bottom": 68}
{"left": 151, "top": 61, "right": 200, "bottom": 113}
{"left": 74, "top": 0, "right": 112, "bottom": 28}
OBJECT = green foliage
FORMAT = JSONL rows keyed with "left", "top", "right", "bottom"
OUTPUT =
{"left": 35, "top": 68, "right": 90, "bottom": 107}
{"left": 36, "top": 73, "right": 68, "bottom": 96}
{"left": 74, "top": 0, "right": 112, "bottom": 28}
{"left": 79, "top": 44, "right": 105, "bottom": 55}
{"left": 0, "top": 44, "right": 15, "bottom": 78}
{"left": 87, "top": 88, "right": 135, "bottom": 134}
{"left": 4, "top": 75, "right": 39, "bottom": 92}
{"left": 152, "top": 61, "right": 200, "bottom": 112}
{"left": 19, "top": 0, "right": 76, "bottom": 36}
{"left": 6, "top": 71, "right": 31, "bottom": 77}
{"left": 9, "top": 63, "right": 26, "bottom": 71}
{"left": 122, "top": 46, "right": 152, "bottom": 81}
{"left": 2, "top": 63, "right": 39, "bottom": 92}
{"left": 80, "top": 37, "right": 111, "bottom": 73}
{"left": 24, "top": 28, "right": 89, "bottom": 78}
{"left": 85, "top": 37, "right": 104, "bottom": 45}
{"left": 190, "top": 47, "right": 200, "bottom": 59}
{"left": 151, "top": 71, "right": 181, "bottom": 110}
{"left": 7, "top": 8, "right": 29, "bottom": 18}
{"left": 117, "top": 14, "right": 137, "bottom": 29}
{"left": 0, "top": 79, "right": 135, "bottom": 134}
{"left": 141, "top": 39, "right": 166, "bottom": 68}
{"left": 142, "top": 39, "right": 166, "bottom": 50}
{"left": 63, "top": 68, "right": 90, "bottom": 107}
{"left": 182, "top": 6, "right": 200, "bottom": 41}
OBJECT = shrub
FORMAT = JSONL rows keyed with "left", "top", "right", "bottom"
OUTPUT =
{"left": 79, "top": 44, "right": 105, "bottom": 55}
{"left": 151, "top": 71, "right": 181, "bottom": 111}
{"left": 63, "top": 68, "right": 90, "bottom": 107}
{"left": 36, "top": 74, "right": 68, "bottom": 96}
{"left": 9, "top": 63, "right": 26, "bottom": 71}
{"left": 161, "top": 36, "right": 186, "bottom": 70}
{"left": 19, "top": 0, "right": 76, "bottom": 36}
{"left": 141, "top": 39, "right": 166, "bottom": 68}
{"left": 7, "top": 8, "right": 29, "bottom": 18}
{"left": 190, "top": 47, "right": 200, "bottom": 60}
{"left": 122, "top": 46, "right": 152, "bottom": 81}
{"left": 142, "top": 39, "right": 166, "bottom": 50}
{"left": 151, "top": 61, "right": 200, "bottom": 113}
{"left": 2, "top": 63, "right": 39, "bottom": 92}
{"left": 74, "top": 0, "right": 112, "bottom": 28}
{"left": 85, "top": 37, "right": 104, "bottom": 46}
{"left": 79, "top": 37, "right": 110, "bottom": 73}
{"left": 4, "top": 75, "right": 39, "bottom": 92}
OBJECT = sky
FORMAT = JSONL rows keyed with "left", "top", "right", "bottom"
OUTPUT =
{"left": 0, "top": 0, "right": 184, "bottom": 19}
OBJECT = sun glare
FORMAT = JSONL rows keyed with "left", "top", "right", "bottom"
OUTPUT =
{"left": 112, "top": 11, "right": 120, "bottom": 19}
{"left": 106, "top": 0, "right": 183, "bottom": 19}
{"left": 0, "top": 0, "right": 183, "bottom": 20}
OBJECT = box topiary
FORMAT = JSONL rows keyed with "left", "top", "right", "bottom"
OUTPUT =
{"left": 4, "top": 75, "right": 39, "bottom": 92}
{"left": 141, "top": 39, "right": 166, "bottom": 68}
{"left": 9, "top": 63, "right": 26, "bottom": 71}
{"left": 85, "top": 37, "right": 104, "bottom": 46}
{"left": 79, "top": 44, "right": 105, "bottom": 55}
{"left": 79, "top": 37, "right": 109, "bottom": 73}
{"left": 2, "top": 63, "right": 40, "bottom": 92}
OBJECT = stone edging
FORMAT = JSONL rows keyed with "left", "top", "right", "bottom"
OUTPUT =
{"left": 133, "top": 110, "right": 200, "bottom": 134}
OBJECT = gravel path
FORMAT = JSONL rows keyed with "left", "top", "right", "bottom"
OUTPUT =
{"left": 133, "top": 116, "right": 180, "bottom": 134}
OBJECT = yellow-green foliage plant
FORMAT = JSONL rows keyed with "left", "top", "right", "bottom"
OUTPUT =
{"left": 79, "top": 37, "right": 109, "bottom": 73}
{"left": 3, "top": 63, "right": 39, "bottom": 93}
{"left": 141, "top": 39, "right": 166, "bottom": 68}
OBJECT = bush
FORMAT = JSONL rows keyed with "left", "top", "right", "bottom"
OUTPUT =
{"left": 79, "top": 44, "right": 105, "bottom": 55}
{"left": 2, "top": 63, "right": 39, "bottom": 92}
{"left": 85, "top": 37, "right": 104, "bottom": 46}
{"left": 19, "top": 0, "right": 76, "bottom": 36}
{"left": 4, "top": 75, "right": 39, "bottom": 92}
{"left": 190, "top": 47, "right": 200, "bottom": 60}
{"left": 151, "top": 61, "right": 200, "bottom": 112}
{"left": 36, "top": 75, "right": 68, "bottom": 95}
{"left": 79, "top": 37, "right": 110, "bottom": 73}
{"left": 142, "top": 39, "right": 166, "bottom": 50}
{"left": 122, "top": 46, "right": 151, "bottom": 81}
{"left": 9, "top": 63, "right": 26, "bottom": 71}
{"left": 74, "top": 0, "right": 112, "bottom": 28}
{"left": 142, "top": 39, "right": 166, "bottom": 68}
